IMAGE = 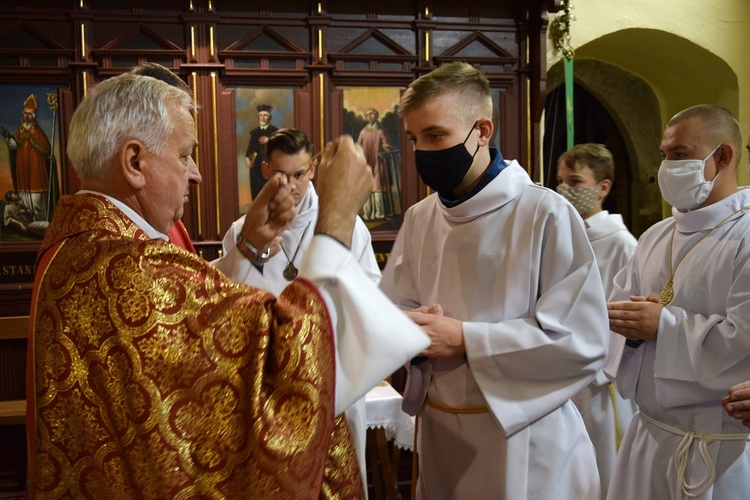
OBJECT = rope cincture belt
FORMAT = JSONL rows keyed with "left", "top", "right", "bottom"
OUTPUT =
{"left": 425, "top": 396, "right": 489, "bottom": 414}
{"left": 640, "top": 410, "right": 750, "bottom": 500}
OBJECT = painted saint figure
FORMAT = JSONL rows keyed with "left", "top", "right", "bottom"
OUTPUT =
{"left": 357, "top": 108, "right": 391, "bottom": 220}
{"left": 245, "top": 104, "right": 278, "bottom": 200}
{"left": 1, "top": 93, "right": 59, "bottom": 222}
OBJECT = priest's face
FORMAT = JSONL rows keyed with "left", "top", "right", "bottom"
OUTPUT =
{"left": 137, "top": 100, "right": 201, "bottom": 233}
{"left": 262, "top": 148, "right": 315, "bottom": 205}
{"left": 258, "top": 111, "right": 271, "bottom": 127}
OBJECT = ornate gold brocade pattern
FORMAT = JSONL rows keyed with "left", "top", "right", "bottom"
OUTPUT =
{"left": 30, "top": 194, "right": 364, "bottom": 499}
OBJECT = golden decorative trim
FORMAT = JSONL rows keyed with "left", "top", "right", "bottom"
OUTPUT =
{"left": 209, "top": 26, "right": 215, "bottom": 58}
{"left": 317, "top": 28, "right": 323, "bottom": 60}
{"left": 211, "top": 72, "right": 221, "bottom": 235}
{"left": 189, "top": 0, "right": 194, "bottom": 11}
{"left": 82, "top": 71, "right": 88, "bottom": 96}
{"left": 318, "top": 73, "right": 325, "bottom": 153}
{"left": 317, "top": 2, "right": 322, "bottom": 14}
{"left": 80, "top": 23, "right": 86, "bottom": 59}
{"left": 190, "top": 26, "right": 196, "bottom": 60}
{"left": 425, "top": 32, "right": 430, "bottom": 62}
{"left": 208, "top": 0, "right": 214, "bottom": 12}
{"left": 191, "top": 72, "right": 202, "bottom": 237}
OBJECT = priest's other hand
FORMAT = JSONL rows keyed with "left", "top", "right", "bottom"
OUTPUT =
{"left": 314, "top": 135, "right": 371, "bottom": 248}
{"left": 406, "top": 305, "right": 464, "bottom": 358}
{"left": 607, "top": 298, "right": 662, "bottom": 342}
{"left": 240, "top": 175, "right": 296, "bottom": 255}
{"left": 722, "top": 380, "right": 750, "bottom": 429}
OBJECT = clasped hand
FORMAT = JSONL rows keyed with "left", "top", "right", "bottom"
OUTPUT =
{"left": 406, "top": 303, "right": 465, "bottom": 358}
{"left": 607, "top": 293, "right": 662, "bottom": 342}
{"left": 723, "top": 381, "right": 750, "bottom": 429}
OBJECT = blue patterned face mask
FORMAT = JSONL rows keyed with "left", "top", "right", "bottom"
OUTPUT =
{"left": 414, "top": 121, "right": 478, "bottom": 196}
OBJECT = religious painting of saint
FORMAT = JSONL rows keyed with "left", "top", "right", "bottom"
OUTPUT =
{"left": 0, "top": 84, "right": 62, "bottom": 242}
{"left": 341, "top": 86, "right": 403, "bottom": 232}
{"left": 233, "top": 87, "right": 294, "bottom": 215}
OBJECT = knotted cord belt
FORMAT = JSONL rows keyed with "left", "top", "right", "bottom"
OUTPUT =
{"left": 425, "top": 396, "right": 489, "bottom": 414}
{"left": 640, "top": 410, "right": 750, "bottom": 500}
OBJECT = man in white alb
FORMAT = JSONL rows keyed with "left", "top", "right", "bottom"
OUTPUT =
{"left": 606, "top": 104, "right": 750, "bottom": 500}
{"left": 379, "top": 61, "right": 609, "bottom": 499}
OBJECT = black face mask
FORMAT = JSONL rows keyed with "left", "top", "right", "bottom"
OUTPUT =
{"left": 414, "top": 121, "right": 479, "bottom": 197}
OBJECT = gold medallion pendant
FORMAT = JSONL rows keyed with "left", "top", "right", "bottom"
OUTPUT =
{"left": 659, "top": 280, "right": 674, "bottom": 307}
{"left": 283, "top": 262, "right": 298, "bottom": 281}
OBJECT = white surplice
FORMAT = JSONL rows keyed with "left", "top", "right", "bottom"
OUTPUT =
{"left": 571, "top": 211, "right": 638, "bottom": 498}
{"left": 380, "top": 161, "right": 609, "bottom": 499}
{"left": 215, "top": 184, "right": 395, "bottom": 493}
{"left": 604, "top": 187, "right": 750, "bottom": 500}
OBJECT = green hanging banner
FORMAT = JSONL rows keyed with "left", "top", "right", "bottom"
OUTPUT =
{"left": 564, "top": 56, "right": 574, "bottom": 149}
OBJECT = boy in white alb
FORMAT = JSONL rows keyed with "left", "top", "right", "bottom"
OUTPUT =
{"left": 606, "top": 105, "right": 750, "bottom": 500}
{"left": 557, "top": 143, "right": 638, "bottom": 498}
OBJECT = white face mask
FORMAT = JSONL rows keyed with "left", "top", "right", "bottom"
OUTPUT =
{"left": 657, "top": 145, "right": 721, "bottom": 210}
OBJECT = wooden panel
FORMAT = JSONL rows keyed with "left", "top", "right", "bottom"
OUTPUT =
{"left": 0, "top": 316, "right": 28, "bottom": 340}
{"left": 0, "top": 400, "right": 24, "bottom": 426}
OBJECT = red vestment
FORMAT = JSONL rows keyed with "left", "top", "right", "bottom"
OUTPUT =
{"left": 27, "top": 193, "right": 363, "bottom": 499}
{"left": 167, "top": 219, "right": 197, "bottom": 254}
{"left": 12, "top": 123, "right": 51, "bottom": 193}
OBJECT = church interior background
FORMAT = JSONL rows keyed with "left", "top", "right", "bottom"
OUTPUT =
{"left": 0, "top": 0, "right": 748, "bottom": 496}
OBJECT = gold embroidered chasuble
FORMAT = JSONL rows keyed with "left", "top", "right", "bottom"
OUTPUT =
{"left": 27, "top": 193, "right": 363, "bottom": 499}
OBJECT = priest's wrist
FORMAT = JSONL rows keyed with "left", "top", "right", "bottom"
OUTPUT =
{"left": 314, "top": 215, "right": 354, "bottom": 249}
{"left": 236, "top": 232, "right": 271, "bottom": 266}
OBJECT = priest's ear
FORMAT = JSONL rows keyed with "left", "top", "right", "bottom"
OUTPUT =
{"left": 120, "top": 140, "right": 147, "bottom": 189}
